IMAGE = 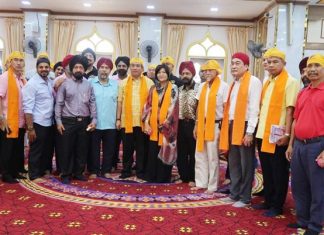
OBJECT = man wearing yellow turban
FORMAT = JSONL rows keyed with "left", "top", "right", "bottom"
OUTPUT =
{"left": 285, "top": 54, "right": 324, "bottom": 234}
{"left": 253, "top": 48, "right": 300, "bottom": 217}
{"left": 116, "top": 57, "right": 154, "bottom": 179}
{"left": 161, "top": 56, "right": 183, "bottom": 87}
{"left": 0, "top": 51, "right": 27, "bottom": 183}
{"left": 192, "top": 59, "right": 229, "bottom": 194}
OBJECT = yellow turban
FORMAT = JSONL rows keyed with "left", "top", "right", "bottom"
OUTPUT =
{"left": 263, "top": 48, "right": 286, "bottom": 61}
{"left": 148, "top": 64, "right": 157, "bottom": 70}
{"left": 8, "top": 51, "right": 24, "bottom": 61}
{"left": 50, "top": 63, "right": 55, "bottom": 70}
{"left": 37, "top": 52, "right": 49, "bottom": 59}
{"left": 200, "top": 64, "right": 207, "bottom": 71}
{"left": 204, "top": 60, "right": 222, "bottom": 74}
{"left": 130, "top": 57, "right": 144, "bottom": 66}
{"left": 161, "top": 56, "right": 175, "bottom": 66}
{"left": 307, "top": 54, "right": 324, "bottom": 67}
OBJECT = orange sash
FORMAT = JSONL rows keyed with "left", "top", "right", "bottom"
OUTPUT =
{"left": 261, "top": 69, "right": 289, "bottom": 153}
{"left": 6, "top": 67, "right": 20, "bottom": 138}
{"left": 124, "top": 75, "right": 148, "bottom": 133}
{"left": 150, "top": 82, "right": 172, "bottom": 146}
{"left": 219, "top": 71, "right": 251, "bottom": 150}
{"left": 196, "top": 77, "right": 221, "bottom": 152}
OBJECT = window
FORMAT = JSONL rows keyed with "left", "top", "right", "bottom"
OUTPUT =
{"left": 0, "top": 38, "right": 4, "bottom": 75}
{"left": 186, "top": 34, "right": 227, "bottom": 82}
{"left": 75, "top": 31, "right": 114, "bottom": 61}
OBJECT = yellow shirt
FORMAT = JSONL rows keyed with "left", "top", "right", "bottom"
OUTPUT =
{"left": 256, "top": 74, "right": 299, "bottom": 139}
{"left": 118, "top": 76, "right": 154, "bottom": 128}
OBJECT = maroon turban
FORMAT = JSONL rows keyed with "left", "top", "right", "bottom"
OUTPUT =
{"left": 97, "top": 57, "right": 113, "bottom": 70}
{"left": 179, "top": 61, "right": 196, "bottom": 77}
{"left": 62, "top": 54, "right": 74, "bottom": 68}
{"left": 232, "top": 52, "right": 250, "bottom": 66}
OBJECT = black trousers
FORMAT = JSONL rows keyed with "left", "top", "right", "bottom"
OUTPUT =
{"left": 28, "top": 123, "right": 54, "bottom": 180}
{"left": 146, "top": 140, "right": 173, "bottom": 183}
{"left": 177, "top": 119, "right": 196, "bottom": 182}
{"left": 112, "top": 129, "right": 122, "bottom": 168}
{"left": 90, "top": 129, "right": 116, "bottom": 175}
{"left": 59, "top": 117, "right": 90, "bottom": 178}
{"left": 257, "top": 138, "right": 289, "bottom": 212}
{"left": 0, "top": 128, "right": 25, "bottom": 178}
{"left": 121, "top": 127, "right": 148, "bottom": 177}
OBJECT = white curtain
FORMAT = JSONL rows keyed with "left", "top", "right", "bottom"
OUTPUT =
{"left": 5, "top": 17, "right": 24, "bottom": 58}
{"left": 166, "top": 24, "right": 185, "bottom": 69}
{"left": 115, "top": 22, "right": 138, "bottom": 58}
{"left": 52, "top": 20, "right": 76, "bottom": 62}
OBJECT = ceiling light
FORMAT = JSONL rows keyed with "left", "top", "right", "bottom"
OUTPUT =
{"left": 22, "top": 1, "right": 31, "bottom": 5}
{"left": 147, "top": 5, "right": 155, "bottom": 9}
{"left": 150, "top": 17, "right": 157, "bottom": 21}
{"left": 83, "top": 3, "right": 92, "bottom": 7}
{"left": 210, "top": 7, "right": 218, "bottom": 12}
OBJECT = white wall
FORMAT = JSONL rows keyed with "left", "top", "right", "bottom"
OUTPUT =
{"left": 307, "top": 20, "right": 324, "bottom": 44}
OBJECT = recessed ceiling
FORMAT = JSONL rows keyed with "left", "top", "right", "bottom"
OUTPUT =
{"left": 0, "top": 0, "right": 276, "bottom": 20}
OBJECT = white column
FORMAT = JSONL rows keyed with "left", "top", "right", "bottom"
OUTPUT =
{"left": 23, "top": 11, "right": 48, "bottom": 72}
{"left": 138, "top": 16, "right": 162, "bottom": 70}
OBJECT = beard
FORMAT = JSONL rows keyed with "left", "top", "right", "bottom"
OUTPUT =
{"left": 301, "top": 76, "right": 310, "bottom": 87}
{"left": 182, "top": 77, "right": 192, "bottom": 85}
{"left": 39, "top": 71, "right": 49, "bottom": 78}
{"left": 73, "top": 72, "right": 83, "bottom": 80}
{"left": 117, "top": 69, "right": 127, "bottom": 77}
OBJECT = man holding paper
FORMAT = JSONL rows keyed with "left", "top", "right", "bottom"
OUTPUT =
{"left": 253, "top": 48, "right": 299, "bottom": 217}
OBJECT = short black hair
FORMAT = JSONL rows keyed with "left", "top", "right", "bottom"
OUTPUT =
{"left": 54, "top": 61, "right": 63, "bottom": 71}
{"left": 155, "top": 64, "right": 170, "bottom": 81}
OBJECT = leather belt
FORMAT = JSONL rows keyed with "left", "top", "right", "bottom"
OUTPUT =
{"left": 296, "top": 136, "right": 324, "bottom": 145}
{"left": 62, "top": 116, "right": 89, "bottom": 122}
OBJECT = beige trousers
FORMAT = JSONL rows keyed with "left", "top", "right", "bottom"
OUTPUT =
{"left": 194, "top": 124, "right": 220, "bottom": 192}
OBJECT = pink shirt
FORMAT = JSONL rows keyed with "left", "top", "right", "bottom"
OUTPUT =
{"left": 0, "top": 71, "right": 26, "bottom": 128}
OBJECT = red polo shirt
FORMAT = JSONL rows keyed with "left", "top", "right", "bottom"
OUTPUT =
{"left": 294, "top": 81, "right": 324, "bottom": 140}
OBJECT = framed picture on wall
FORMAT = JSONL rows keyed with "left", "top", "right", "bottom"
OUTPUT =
{"left": 321, "top": 19, "right": 324, "bottom": 39}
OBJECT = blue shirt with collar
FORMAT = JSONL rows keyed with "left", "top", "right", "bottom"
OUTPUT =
{"left": 90, "top": 77, "right": 118, "bottom": 130}
{"left": 22, "top": 73, "right": 55, "bottom": 127}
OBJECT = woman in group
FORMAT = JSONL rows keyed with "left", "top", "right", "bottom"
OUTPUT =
{"left": 142, "top": 64, "right": 179, "bottom": 183}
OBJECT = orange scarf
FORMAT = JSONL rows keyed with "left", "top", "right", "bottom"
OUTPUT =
{"left": 124, "top": 75, "right": 148, "bottom": 133}
{"left": 219, "top": 71, "right": 251, "bottom": 150}
{"left": 196, "top": 77, "right": 221, "bottom": 152}
{"left": 261, "top": 69, "right": 289, "bottom": 153}
{"left": 150, "top": 82, "right": 172, "bottom": 146}
{"left": 6, "top": 67, "right": 22, "bottom": 138}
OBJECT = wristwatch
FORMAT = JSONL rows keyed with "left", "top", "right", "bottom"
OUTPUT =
{"left": 27, "top": 126, "right": 34, "bottom": 131}
{"left": 246, "top": 132, "right": 253, "bottom": 136}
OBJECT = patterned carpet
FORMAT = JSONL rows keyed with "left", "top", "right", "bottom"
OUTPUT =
{"left": 0, "top": 161, "right": 323, "bottom": 234}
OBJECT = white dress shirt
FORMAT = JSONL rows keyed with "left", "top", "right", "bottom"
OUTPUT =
{"left": 228, "top": 75, "right": 262, "bottom": 134}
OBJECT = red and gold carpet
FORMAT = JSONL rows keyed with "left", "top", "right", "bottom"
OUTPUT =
{"left": 0, "top": 166, "right": 322, "bottom": 235}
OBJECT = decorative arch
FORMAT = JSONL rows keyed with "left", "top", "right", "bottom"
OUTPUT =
{"left": 75, "top": 27, "right": 115, "bottom": 61}
{"left": 186, "top": 33, "right": 228, "bottom": 82}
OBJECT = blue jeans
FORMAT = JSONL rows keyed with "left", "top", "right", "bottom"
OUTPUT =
{"left": 291, "top": 139, "right": 324, "bottom": 233}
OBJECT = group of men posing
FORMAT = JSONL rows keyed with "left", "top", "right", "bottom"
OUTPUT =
{"left": 0, "top": 46, "right": 323, "bottom": 234}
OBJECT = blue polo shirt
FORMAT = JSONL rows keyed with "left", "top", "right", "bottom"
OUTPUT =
{"left": 90, "top": 77, "right": 118, "bottom": 130}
